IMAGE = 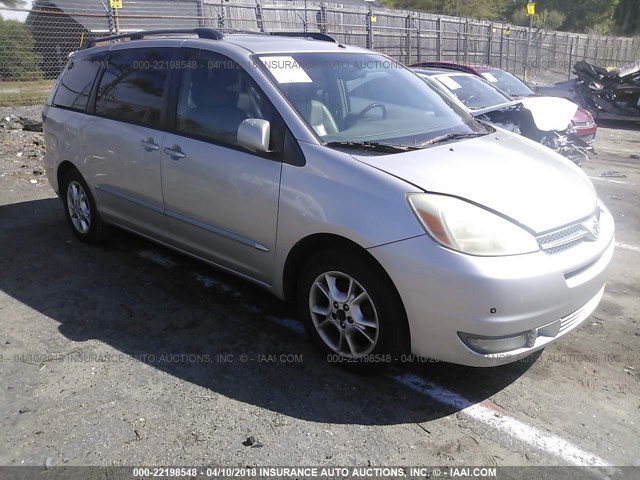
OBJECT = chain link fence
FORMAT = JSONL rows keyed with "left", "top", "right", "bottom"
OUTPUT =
{"left": 1, "top": 0, "right": 639, "bottom": 106}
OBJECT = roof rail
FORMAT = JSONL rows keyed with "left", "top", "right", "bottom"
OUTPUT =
{"left": 269, "top": 31, "right": 336, "bottom": 43}
{"left": 82, "top": 28, "right": 225, "bottom": 49}
{"left": 214, "top": 28, "right": 336, "bottom": 43}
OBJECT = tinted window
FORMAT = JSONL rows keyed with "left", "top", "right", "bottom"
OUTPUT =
{"left": 95, "top": 48, "right": 172, "bottom": 127}
{"left": 175, "top": 50, "right": 283, "bottom": 150}
{"left": 52, "top": 53, "right": 104, "bottom": 112}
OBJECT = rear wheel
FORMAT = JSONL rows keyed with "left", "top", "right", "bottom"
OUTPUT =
{"left": 297, "top": 249, "right": 407, "bottom": 372}
{"left": 61, "top": 168, "right": 109, "bottom": 243}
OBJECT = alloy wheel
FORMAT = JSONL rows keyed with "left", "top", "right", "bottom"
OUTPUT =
{"left": 308, "top": 271, "right": 379, "bottom": 358}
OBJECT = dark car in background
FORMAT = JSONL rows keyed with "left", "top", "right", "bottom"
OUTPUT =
{"left": 535, "top": 61, "right": 640, "bottom": 123}
{"left": 412, "top": 62, "right": 598, "bottom": 144}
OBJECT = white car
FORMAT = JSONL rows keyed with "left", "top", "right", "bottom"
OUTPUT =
{"left": 415, "top": 69, "right": 591, "bottom": 164}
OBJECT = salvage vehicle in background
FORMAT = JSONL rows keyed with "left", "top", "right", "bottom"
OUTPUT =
{"left": 412, "top": 62, "right": 598, "bottom": 144}
{"left": 44, "top": 29, "right": 614, "bottom": 371}
{"left": 414, "top": 68, "right": 592, "bottom": 165}
{"left": 535, "top": 60, "right": 640, "bottom": 122}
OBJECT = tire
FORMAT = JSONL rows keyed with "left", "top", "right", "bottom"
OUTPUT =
{"left": 297, "top": 249, "right": 408, "bottom": 373}
{"left": 61, "top": 168, "right": 109, "bottom": 243}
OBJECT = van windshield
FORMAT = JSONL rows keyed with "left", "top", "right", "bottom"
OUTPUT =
{"left": 255, "top": 52, "right": 489, "bottom": 150}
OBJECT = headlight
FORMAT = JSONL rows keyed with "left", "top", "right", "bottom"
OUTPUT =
{"left": 407, "top": 193, "right": 539, "bottom": 256}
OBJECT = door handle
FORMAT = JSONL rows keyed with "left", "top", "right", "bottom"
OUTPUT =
{"left": 164, "top": 145, "right": 186, "bottom": 160}
{"left": 140, "top": 137, "right": 160, "bottom": 151}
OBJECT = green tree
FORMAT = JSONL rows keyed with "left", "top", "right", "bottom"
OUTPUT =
{"left": 442, "top": 0, "right": 509, "bottom": 19}
{"left": 380, "top": 0, "right": 441, "bottom": 13}
{"left": 613, "top": 0, "right": 639, "bottom": 34}
{"left": 380, "top": 0, "right": 509, "bottom": 20}
{"left": 0, "top": 17, "right": 43, "bottom": 81}
{"left": 509, "top": 0, "right": 619, "bottom": 33}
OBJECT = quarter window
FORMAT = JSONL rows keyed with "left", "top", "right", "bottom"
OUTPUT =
{"left": 95, "top": 48, "right": 173, "bottom": 127}
{"left": 52, "top": 53, "right": 104, "bottom": 112}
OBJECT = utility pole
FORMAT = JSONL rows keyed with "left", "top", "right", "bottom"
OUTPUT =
{"left": 523, "top": 1, "right": 535, "bottom": 80}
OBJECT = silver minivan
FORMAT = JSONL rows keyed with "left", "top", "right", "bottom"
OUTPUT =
{"left": 43, "top": 29, "right": 614, "bottom": 371}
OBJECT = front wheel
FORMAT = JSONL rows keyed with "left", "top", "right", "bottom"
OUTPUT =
{"left": 297, "top": 250, "right": 407, "bottom": 372}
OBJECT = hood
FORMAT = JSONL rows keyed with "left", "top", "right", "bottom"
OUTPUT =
{"left": 471, "top": 96, "right": 579, "bottom": 132}
{"left": 518, "top": 96, "right": 578, "bottom": 131}
{"left": 352, "top": 131, "right": 597, "bottom": 233}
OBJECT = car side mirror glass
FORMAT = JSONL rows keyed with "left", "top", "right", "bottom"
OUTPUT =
{"left": 238, "top": 119, "right": 271, "bottom": 153}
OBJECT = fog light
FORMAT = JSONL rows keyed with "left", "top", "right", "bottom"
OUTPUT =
{"left": 459, "top": 331, "right": 534, "bottom": 354}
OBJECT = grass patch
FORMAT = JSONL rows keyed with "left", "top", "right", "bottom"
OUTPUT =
{"left": 0, "top": 80, "right": 54, "bottom": 107}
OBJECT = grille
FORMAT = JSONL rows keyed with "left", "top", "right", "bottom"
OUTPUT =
{"left": 537, "top": 223, "right": 590, "bottom": 254}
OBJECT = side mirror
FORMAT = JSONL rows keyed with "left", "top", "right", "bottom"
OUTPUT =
{"left": 237, "top": 119, "right": 271, "bottom": 153}
{"left": 525, "top": 80, "right": 538, "bottom": 92}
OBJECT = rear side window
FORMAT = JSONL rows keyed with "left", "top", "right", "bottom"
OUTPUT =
{"left": 95, "top": 48, "right": 173, "bottom": 127}
{"left": 52, "top": 53, "right": 104, "bottom": 112}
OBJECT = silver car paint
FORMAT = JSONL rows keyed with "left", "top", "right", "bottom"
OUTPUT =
{"left": 352, "top": 129, "right": 597, "bottom": 234}
{"left": 44, "top": 35, "right": 614, "bottom": 367}
{"left": 87, "top": 116, "right": 169, "bottom": 239}
{"left": 160, "top": 131, "right": 282, "bottom": 284}
{"left": 369, "top": 204, "right": 614, "bottom": 366}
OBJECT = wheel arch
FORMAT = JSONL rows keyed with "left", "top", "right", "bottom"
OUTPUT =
{"left": 282, "top": 232, "right": 411, "bottom": 352}
{"left": 57, "top": 160, "right": 78, "bottom": 197}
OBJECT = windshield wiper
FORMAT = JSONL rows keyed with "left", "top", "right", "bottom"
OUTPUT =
{"left": 325, "top": 141, "right": 422, "bottom": 153}
{"left": 419, "top": 132, "right": 488, "bottom": 147}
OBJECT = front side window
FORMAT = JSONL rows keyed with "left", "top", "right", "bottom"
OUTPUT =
{"left": 53, "top": 53, "right": 104, "bottom": 112}
{"left": 256, "top": 52, "right": 488, "bottom": 149}
{"left": 95, "top": 48, "right": 173, "bottom": 127}
{"left": 175, "top": 50, "right": 283, "bottom": 151}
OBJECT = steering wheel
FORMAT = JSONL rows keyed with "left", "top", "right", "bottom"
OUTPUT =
{"left": 462, "top": 94, "right": 478, "bottom": 107}
{"left": 355, "top": 103, "right": 387, "bottom": 121}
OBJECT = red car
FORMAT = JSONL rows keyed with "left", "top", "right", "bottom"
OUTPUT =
{"left": 411, "top": 62, "right": 597, "bottom": 143}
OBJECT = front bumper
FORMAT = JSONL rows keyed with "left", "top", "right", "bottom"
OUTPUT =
{"left": 573, "top": 126, "right": 597, "bottom": 144}
{"left": 368, "top": 206, "right": 615, "bottom": 367}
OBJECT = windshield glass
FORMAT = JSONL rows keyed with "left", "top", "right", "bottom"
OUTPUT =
{"left": 478, "top": 69, "right": 534, "bottom": 97}
{"left": 433, "top": 74, "right": 512, "bottom": 110}
{"left": 255, "top": 52, "right": 488, "bottom": 148}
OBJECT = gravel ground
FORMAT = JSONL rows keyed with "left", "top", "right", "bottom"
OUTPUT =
{"left": 0, "top": 106, "right": 639, "bottom": 476}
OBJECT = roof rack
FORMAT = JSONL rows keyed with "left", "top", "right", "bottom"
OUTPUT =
{"left": 208, "top": 28, "right": 336, "bottom": 43}
{"left": 82, "top": 28, "right": 225, "bottom": 49}
{"left": 268, "top": 31, "right": 336, "bottom": 43}
{"left": 81, "top": 28, "right": 336, "bottom": 50}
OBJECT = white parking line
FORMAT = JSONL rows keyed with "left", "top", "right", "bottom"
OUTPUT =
{"left": 394, "top": 373, "right": 613, "bottom": 468}
{"left": 616, "top": 242, "right": 640, "bottom": 253}
{"left": 589, "top": 176, "right": 628, "bottom": 185}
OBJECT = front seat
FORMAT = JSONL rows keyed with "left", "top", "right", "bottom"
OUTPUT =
{"left": 188, "top": 67, "right": 249, "bottom": 144}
